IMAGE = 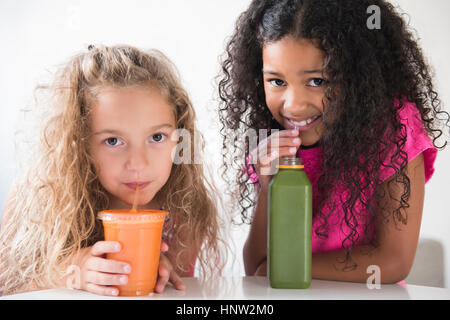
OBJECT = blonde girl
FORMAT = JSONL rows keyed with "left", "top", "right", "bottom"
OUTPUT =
{"left": 0, "top": 45, "right": 222, "bottom": 296}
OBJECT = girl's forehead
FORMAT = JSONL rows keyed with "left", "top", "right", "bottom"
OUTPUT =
{"left": 90, "top": 85, "right": 172, "bottom": 112}
{"left": 262, "top": 37, "right": 325, "bottom": 70}
{"left": 89, "top": 86, "right": 176, "bottom": 130}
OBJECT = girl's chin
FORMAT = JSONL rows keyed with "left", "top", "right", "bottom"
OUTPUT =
{"left": 297, "top": 134, "right": 321, "bottom": 147}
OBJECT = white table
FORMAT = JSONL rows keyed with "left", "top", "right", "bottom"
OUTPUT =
{"left": 2, "top": 276, "right": 450, "bottom": 300}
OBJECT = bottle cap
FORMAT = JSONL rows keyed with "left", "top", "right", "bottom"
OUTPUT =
{"left": 277, "top": 156, "right": 304, "bottom": 169}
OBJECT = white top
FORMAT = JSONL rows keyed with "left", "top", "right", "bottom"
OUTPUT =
{"left": 2, "top": 277, "right": 450, "bottom": 300}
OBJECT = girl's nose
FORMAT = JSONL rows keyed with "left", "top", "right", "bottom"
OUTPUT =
{"left": 283, "top": 87, "right": 309, "bottom": 115}
{"left": 125, "top": 147, "right": 149, "bottom": 172}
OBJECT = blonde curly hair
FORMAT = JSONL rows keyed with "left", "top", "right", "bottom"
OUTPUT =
{"left": 0, "top": 45, "right": 224, "bottom": 295}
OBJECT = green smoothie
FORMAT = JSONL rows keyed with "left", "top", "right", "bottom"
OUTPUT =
{"left": 268, "top": 157, "right": 312, "bottom": 289}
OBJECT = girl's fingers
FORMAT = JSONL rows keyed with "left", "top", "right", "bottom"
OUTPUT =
{"left": 267, "top": 137, "right": 301, "bottom": 150}
{"left": 259, "top": 146, "right": 300, "bottom": 176}
{"left": 259, "top": 149, "right": 278, "bottom": 166}
{"left": 260, "top": 145, "right": 299, "bottom": 166}
{"left": 90, "top": 241, "right": 121, "bottom": 256}
{"left": 85, "top": 282, "right": 119, "bottom": 296}
{"left": 160, "top": 241, "right": 169, "bottom": 252}
{"left": 250, "top": 130, "right": 300, "bottom": 162}
{"left": 276, "top": 146, "right": 301, "bottom": 158}
{"left": 155, "top": 263, "right": 186, "bottom": 293}
{"left": 257, "top": 133, "right": 301, "bottom": 160}
{"left": 170, "top": 271, "right": 186, "bottom": 291}
{"left": 85, "top": 256, "right": 131, "bottom": 274}
{"left": 85, "top": 270, "right": 128, "bottom": 286}
{"left": 269, "top": 129, "right": 299, "bottom": 142}
{"left": 155, "top": 264, "right": 170, "bottom": 293}
{"left": 257, "top": 129, "right": 298, "bottom": 150}
{"left": 255, "top": 260, "right": 267, "bottom": 276}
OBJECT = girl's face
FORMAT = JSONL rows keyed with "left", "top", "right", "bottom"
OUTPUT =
{"left": 262, "top": 36, "right": 328, "bottom": 146}
{"left": 89, "top": 86, "right": 177, "bottom": 209}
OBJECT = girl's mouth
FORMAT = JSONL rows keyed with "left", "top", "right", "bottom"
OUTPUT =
{"left": 284, "top": 115, "right": 321, "bottom": 131}
{"left": 124, "top": 182, "right": 150, "bottom": 190}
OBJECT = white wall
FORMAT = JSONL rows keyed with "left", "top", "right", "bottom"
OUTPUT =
{"left": 388, "top": 0, "right": 450, "bottom": 288}
{"left": 0, "top": 0, "right": 449, "bottom": 287}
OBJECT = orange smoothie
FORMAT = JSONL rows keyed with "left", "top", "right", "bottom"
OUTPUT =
{"left": 98, "top": 209, "right": 168, "bottom": 296}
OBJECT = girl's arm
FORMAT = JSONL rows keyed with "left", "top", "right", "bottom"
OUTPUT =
{"left": 243, "top": 185, "right": 269, "bottom": 276}
{"left": 310, "top": 153, "right": 425, "bottom": 283}
{"left": 247, "top": 154, "right": 425, "bottom": 283}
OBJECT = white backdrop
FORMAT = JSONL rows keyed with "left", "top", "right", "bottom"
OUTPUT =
{"left": 1, "top": 0, "right": 449, "bottom": 287}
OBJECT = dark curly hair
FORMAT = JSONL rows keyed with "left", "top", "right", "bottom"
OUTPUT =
{"left": 218, "top": 0, "right": 449, "bottom": 269}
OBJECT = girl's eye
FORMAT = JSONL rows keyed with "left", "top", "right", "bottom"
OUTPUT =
{"left": 308, "top": 78, "right": 327, "bottom": 87}
{"left": 269, "top": 79, "right": 286, "bottom": 87}
{"left": 104, "top": 137, "right": 123, "bottom": 147}
{"left": 150, "top": 133, "right": 167, "bottom": 143}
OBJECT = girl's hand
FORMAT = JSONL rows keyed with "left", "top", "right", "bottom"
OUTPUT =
{"left": 250, "top": 128, "right": 301, "bottom": 188}
{"left": 75, "top": 241, "right": 131, "bottom": 296}
{"left": 154, "top": 242, "right": 186, "bottom": 293}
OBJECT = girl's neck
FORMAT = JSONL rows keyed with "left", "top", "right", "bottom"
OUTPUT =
{"left": 300, "top": 140, "right": 320, "bottom": 150}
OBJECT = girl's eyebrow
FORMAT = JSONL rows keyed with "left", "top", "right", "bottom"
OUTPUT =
{"left": 262, "top": 69, "right": 324, "bottom": 76}
{"left": 147, "top": 123, "right": 174, "bottom": 131}
{"left": 93, "top": 123, "right": 174, "bottom": 136}
{"left": 262, "top": 70, "right": 283, "bottom": 76}
{"left": 300, "top": 69, "right": 324, "bottom": 75}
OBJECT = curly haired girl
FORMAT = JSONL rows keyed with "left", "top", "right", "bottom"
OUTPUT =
{"left": 218, "top": 0, "right": 449, "bottom": 283}
{"left": 0, "top": 45, "right": 223, "bottom": 295}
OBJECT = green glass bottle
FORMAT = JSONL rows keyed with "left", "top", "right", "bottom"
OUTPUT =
{"left": 268, "top": 156, "right": 312, "bottom": 289}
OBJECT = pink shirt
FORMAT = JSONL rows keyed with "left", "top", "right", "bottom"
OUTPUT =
{"left": 247, "top": 101, "right": 437, "bottom": 253}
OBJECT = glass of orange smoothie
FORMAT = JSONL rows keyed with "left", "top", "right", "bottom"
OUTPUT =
{"left": 98, "top": 209, "right": 168, "bottom": 296}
